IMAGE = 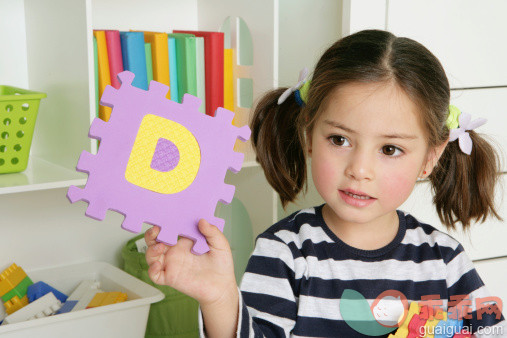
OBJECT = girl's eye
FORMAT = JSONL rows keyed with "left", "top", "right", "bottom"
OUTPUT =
{"left": 382, "top": 145, "right": 403, "bottom": 157}
{"left": 329, "top": 135, "right": 349, "bottom": 147}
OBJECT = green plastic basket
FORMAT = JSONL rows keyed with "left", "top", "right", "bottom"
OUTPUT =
{"left": 0, "top": 85, "right": 46, "bottom": 174}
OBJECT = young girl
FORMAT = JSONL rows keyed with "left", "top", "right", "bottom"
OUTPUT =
{"left": 145, "top": 29, "right": 505, "bottom": 337}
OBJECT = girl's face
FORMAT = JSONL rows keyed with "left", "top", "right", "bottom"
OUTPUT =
{"left": 309, "top": 81, "right": 440, "bottom": 227}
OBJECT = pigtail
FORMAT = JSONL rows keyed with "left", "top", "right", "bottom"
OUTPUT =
{"left": 250, "top": 88, "right": 307, "bottom": 208}
{"left": 430, "top": 131, "right": 502, "bottom": 230}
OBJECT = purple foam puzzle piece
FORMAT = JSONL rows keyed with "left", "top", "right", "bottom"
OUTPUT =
{"left": 67, "top": 71, "right": 251, "bottom": 255}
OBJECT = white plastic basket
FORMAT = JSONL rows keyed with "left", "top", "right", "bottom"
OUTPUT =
{"left": 0, "top": 261, "right": 164, "bottom": 338}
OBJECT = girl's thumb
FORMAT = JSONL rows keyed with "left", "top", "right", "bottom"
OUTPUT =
{"left": 198, "top": 219, "right": 229, "bottom": 250}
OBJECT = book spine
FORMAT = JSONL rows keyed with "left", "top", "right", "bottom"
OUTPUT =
{"left": 196, "top": 37, "right": 206, "bottom": 114}
{"left": 208, "top": 33, "right": 224, "bottom": 116}
{"left": 120, "top": 32, "right": 148, "bottom": 90}
{"left": 104, "top": 30, "right": 124, "bottom": 89}
{"left": 224, "top": 48, "right": 234, "bottom": 112}
{"left": 93, "top": 30, "right": 112, "bottom": 121}
{"left": 184, "top": 36, "right": 197, "bottom": 98}
{"left": 145, "top": 43, "right": 153, "bottom": 84}
{"left": 168, "top": 37, "right": 179, "bottom": 103}
{"left": 93, "top": 36, "right": 99, "bottom": 118}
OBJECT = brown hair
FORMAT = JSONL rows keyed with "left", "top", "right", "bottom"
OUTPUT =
{"left": 250, "top": 29, "right": 502, "bottom": 230}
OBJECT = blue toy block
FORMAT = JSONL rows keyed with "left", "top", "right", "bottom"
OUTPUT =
{"left": 55, "top": 300, "right": 78, "bottom": 315}
{"left": 27, "top": 281, "right": 68, "bottom": 304}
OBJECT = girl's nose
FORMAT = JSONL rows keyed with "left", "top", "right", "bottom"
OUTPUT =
{"left": 344, "top": 149, "right": 374, "bottom": 181}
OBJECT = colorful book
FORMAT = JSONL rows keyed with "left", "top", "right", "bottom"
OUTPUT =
{"left": 174, "top": 30, "right": 224, "bottom": 116}
{"left": 144, "top": 32, "right": 170, "bottom": 98}
{"left": 224, "top": 48, "right": 234, "bottom": 112}
{"left": 93, "top": 30, "right": 112, "bottom": 121}
{"left": 120, "top": 31, "right": 148, "bottom": 90}
{"left": 145, "top": 43, "right": 153, "bottom": 84}
{"left": 167, "top": 33, "right": 197, "bottom": 103}
{"left": 104, "top": 30, "right": 124, "bottom": 89}
{"left": 168, "top": 37, "right": 179, "bottom": 102}
{"left": 195, "top": 37, "right": 205, "bottom": 114}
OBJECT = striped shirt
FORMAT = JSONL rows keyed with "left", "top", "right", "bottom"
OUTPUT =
{"left": 199, "top": 204, "right": 505, "bottom": 337}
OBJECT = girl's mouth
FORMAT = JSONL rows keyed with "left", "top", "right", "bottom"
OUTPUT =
{"left": 343, "top": 191, "right": 372, "bottom": 200}
{"left": 339, "top": 189, "right": 377, "bottom": 207}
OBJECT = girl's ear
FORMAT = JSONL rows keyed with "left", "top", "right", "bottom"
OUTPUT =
{"left": 419, "top": 139, "right": 449, "bottom": 178}
{"left": 307, "top": 131, "right": 313, "bottom": 157}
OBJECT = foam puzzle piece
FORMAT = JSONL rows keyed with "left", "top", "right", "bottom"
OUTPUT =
{"left": 67, "top": 71, "right": 251, "bottom": 255}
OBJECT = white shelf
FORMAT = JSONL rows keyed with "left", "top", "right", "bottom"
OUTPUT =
{"left": 0, "top": 156, "right": 86, "bottom": 194}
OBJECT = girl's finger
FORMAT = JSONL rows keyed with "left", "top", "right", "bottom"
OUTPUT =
{"left": 147, "top": 260, "right": 165, "bottom": 285}
{"left": 145, "top": 226, "right": 160, "bottom": 246}
{"left": 145, "top": 242, "right": 165, "bottom": 265}
{"left": 175, "top": 236, "right": 196, "bottom": 252}
{"left": 198, "top": 219, "right": 229, "bottom": 250}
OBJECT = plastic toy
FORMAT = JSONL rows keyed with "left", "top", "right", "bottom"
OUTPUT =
{"left": 422, "top": 309, "right": 444, "bottom": 338}
{"left": 0, "top": 263, "right": 33, "bottom": 314}
{"left": 388, "top": 302, "right": 467, "bottom": 338}
{"left": 1, "top": 292, "right": 61, "bottom": 325}
{"left": 407, "top": 313, "right": 426, "bottom": 338}
{"left": 67, "top": 71, "right": 251, "bottom": 255}
{"left": 3, "top": 295, "right": 28, "bottom": 315}
{"left": 27, "top": 281, "right": 68, "bottom": 303}
{"left": 388, "top": 301, "right": 421, "bottom": 337}
{"left": 434, "top": 311, "right": 463, "bottom": 338}
{"left": 68, "top": 287, "right": 102, "bottom": 313}
{"left": 86, "top": 291, "right": 127, "bottom": 308}
{"left": 56, "top": 280, "right": 101, "bottom": 314}
{"left": 0, "top": 86, "right": 46, "bottom": 173}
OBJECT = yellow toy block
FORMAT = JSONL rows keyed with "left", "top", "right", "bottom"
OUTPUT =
{"left": 4, "top": 295, "right": 29, "bottom": 315}
{"left": 389, "top": 301, "right": 421, "bottom": 337}
{"left": 86, "top": 292, "right": 127, "bottom": 308}
{"left": 0, "top": 263, "right": 28, "bottom": 297}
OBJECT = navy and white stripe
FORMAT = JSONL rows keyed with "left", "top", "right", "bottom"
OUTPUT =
{"left": 199, "top": 204, "right": 505, "bottom": 337}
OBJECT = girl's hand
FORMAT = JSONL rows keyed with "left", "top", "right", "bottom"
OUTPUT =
{"left": 145, "top": 219, "right": 237, "bottom": 307}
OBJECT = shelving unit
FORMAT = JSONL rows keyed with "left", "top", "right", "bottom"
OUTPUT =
{"left": 0, "top": 156, "right": 86, "bottom": 194}
{"left": 2, "top": 0, "right": 505, "bottom": 309}
{"left": 0, "top": 0, "right": 311, "bottom": 274}
{"left": 0, "top": 0, "right": 273, "bottom": 194}
{"left": 0, "top": 0, "right": 344, "bottom": 236}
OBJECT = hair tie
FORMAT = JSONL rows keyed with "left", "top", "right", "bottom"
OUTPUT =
{"left": 294, "top": 89, "right": 304, "bottom": 106}
{"left": 277, "top": 67, "right": 309, "bottom": 105}
{"left": 298, "top": 80, "right": 310, "bottom": 106}
{"left": 446, "top": 105, "right": 487, "bottom": 155}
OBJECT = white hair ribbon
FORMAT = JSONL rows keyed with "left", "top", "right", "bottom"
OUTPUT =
{"left": 448, "top": 112, "right": 487, "bottom": 155}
